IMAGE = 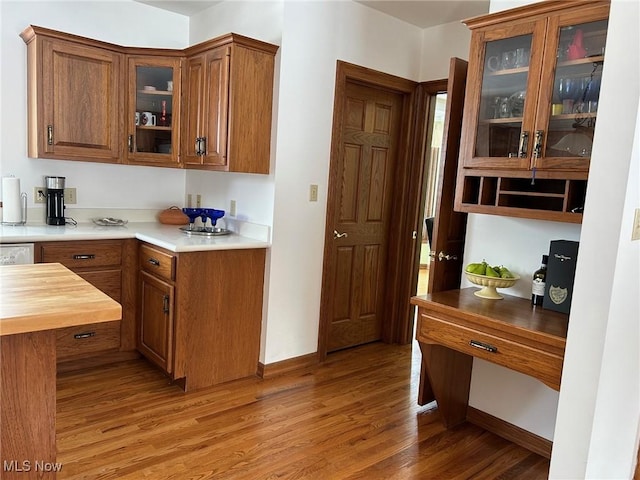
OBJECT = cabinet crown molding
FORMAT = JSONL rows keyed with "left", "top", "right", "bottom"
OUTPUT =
{"left": 20, "top": 25, "right": 279, "bottom": 57}
{"left": 463, "top": 0, "right": 610, "bottom": 30}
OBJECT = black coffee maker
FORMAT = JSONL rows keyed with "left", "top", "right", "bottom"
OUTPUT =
{"left": 45, "top": 176, "right": 66, "bottom": 225}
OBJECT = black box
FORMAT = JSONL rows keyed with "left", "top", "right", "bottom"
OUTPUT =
{"left": 543, "top": 240, "right": 579, "bottom": 314}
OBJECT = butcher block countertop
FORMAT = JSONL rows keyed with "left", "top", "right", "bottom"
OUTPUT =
{"left": 0, "top": 263, "right": 122, "bottom": 336}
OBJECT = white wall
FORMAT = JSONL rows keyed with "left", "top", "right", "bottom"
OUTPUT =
{"left": 0, "top": 2, "right": 189, "bottom": 219}
{"left": 185, "top": 1, "right": 283, "bottom": 226}
{"left": 420, "top": 20, "right": 472, "bottom": 81}
{"left": 550, "top": 0, "right": 640, "bottom": 477}
{"left": 263, "top": 1, "right": 423, "bottom": 364}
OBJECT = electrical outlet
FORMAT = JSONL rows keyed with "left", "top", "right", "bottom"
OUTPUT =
{"left": 309, "top": 184, "right": 318, "bottom": 202}
{"left": 34, "top": 187, "right": 46, "bottom": 204}
{"left": 230, "top": 199, "right": 237, "bottom": 217}
{"left": 187, "top": 194, "right": 193, "bottom": 208}
{"left": 196, "top": 194, "right": 202, "bottom": 208}
{"left": 64, "top": 187, "right": 77, "bottom": 204}
{"left": 632, "top": 208, "right": 640, "bottom": 241}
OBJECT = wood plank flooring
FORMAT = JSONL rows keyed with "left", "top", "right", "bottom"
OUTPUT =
{"left": 55, "top": 343, "right": 550, "bottom": 479}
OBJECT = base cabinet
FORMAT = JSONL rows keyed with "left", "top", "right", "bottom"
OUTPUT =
{"left": 35, "top": 239, "right": 137, "bottom": 365}
{"left": 137, "top": 243, "right": 266, "bottom": 391}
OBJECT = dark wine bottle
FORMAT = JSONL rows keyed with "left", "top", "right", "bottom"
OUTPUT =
{"left": 531, "top": 255, "right": 548, "bottom": 306}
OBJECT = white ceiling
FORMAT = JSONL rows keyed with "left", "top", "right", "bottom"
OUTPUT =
{"left": 135, "top": 0, "right": 490, "bottom": 28}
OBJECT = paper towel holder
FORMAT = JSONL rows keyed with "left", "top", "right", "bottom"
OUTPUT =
{"left": 1, "top": 176, "right": 27, "bottom": 226}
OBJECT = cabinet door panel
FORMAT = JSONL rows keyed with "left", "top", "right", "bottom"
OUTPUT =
{"left": 182, "top": 56, "right": 205, "bottom": 164}
{"left": 535, "top": 5, "right": 609, "bottom": 171}
{"left": 461, "top": 20, "right": 545, "bottom": 170}
{"left": 41, "top": 38, "right": 121, "bottom": 161}
{"left": 139, "top": 271, "right": 174, "bottom": 374}
{"left": 182, "top": 47, "right": 230, "bottom": 167}
{"left": 126, "top": 56, "right": 182, "bottom": 167}
{"left": 201, "top": 47, "right": 230, "bottom": 167}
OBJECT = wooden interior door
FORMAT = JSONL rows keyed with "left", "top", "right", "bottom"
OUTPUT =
{"left": 324, "top": 81, "right": 404, "bottom": 352}
{"left": 416, "top": 58, "right": 469, "bottom": 407}
{"left": 428, "top": 58, "right": 469, "bottom": 294}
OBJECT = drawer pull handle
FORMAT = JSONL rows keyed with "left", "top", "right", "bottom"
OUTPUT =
{"left": 148, "top": 258, "right": 161, "bottom": 267}
{"left": 469, "top": 340, "right": 498, "bottom": 353}
{"left": 73, "top": 254, "right": 96, "bottom": 260}
{"left": 74, "top": 332, "right": 96, "bottom": 339}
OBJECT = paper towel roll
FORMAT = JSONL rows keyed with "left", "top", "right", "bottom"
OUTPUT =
{"left": 2, "top": 176, "right": 22, "bottom": 224}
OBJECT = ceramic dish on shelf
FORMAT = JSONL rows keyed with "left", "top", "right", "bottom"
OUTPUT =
{"left": 143, "top": 85, "right": 156, "bottom": 91}
{"left": 92, "top": 217, "right": 128, "bottom": 227}
{"left": 465, "top": 271, "right": 520, "bottom": 299}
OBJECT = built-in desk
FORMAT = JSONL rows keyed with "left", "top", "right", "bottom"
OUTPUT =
{"left": 1, "top": 263, "right": 121, "bottom": 479}
{"left": 411, "top": 288, "right": 568, "bottom": 430}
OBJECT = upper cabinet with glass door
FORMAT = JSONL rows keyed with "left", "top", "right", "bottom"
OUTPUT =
{"left": 459, "top": 1, "right": 609, "bottom": 175}
{"left": 127, "top": 56, "right": 182, "bottom": 167}
{"left": 535, "top": 8, "right": 608, "bottom": 171}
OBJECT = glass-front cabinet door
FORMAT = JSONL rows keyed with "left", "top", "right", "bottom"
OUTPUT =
{"left": 460, "top": 3, "right": 608, "bottom": 175}
{"left": 461, "top": 20, "right": 546, "bottom": 170}
{"left": 127, "top": 56, "right": 181, "bottom": 166}
{"left": 534, "top": 7, "right": 608, "bottom": 172}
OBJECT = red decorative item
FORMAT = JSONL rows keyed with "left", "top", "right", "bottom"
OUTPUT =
{"left": 567, "top": 29, "right": 586, "bottom": 60}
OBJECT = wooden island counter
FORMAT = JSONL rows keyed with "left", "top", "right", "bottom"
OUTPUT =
{"left": 1, "top": 263, "right": 121, "bottom": 479}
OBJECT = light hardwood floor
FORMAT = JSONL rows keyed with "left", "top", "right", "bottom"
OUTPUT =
{"left": 55, "top": 343, "right": 549, "bottom": 479}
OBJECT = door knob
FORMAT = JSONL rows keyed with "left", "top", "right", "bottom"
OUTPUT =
{"left": 333, "top": 230, "right": 348, "bottom": 239}
{"left": 429, "top": 251, "right": 458, "bottom": 261}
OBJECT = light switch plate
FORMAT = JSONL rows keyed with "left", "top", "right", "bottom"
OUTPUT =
{"left": 309, "top": 184, "right": 318, "bottom": 202}
{"left": 632, "top": 208, "right": 640, "bottom": 241}
{"left": 230, "top": 200, "right": 237, "bottom": 217}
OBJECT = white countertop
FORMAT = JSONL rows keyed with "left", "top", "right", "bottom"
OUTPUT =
{"left": 0, "top": 222, "right": 270, "bottom": 252}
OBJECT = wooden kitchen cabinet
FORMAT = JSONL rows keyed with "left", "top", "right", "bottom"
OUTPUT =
{"left": 35, "top": 239, "right": 137, "bottom": 365}
{"left": 21, "top": 26, "right": 278, "bottom": 173}
{"left": 455, "top": 1, "right": 609, "bottom": 223}
{"left": 181, "top": 35, "right": 278, "bottom": 173}
{"left": 137, "top": 243, "right": 266, "bottom": 391}
{"left": 20, "top": 26, "right": 123, "bottom": 163}
{"left": 126, "top": 55, "right": 182, "bottom": 167}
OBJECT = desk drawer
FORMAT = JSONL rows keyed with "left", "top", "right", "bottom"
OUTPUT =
{"left": 139, "top": 244, "right": 175, "bottom": 281}
{"left": 56, "top": 320, "right": 121, "bottom": 361}
{"left": 40, "top": 241, "right": 122, "bottom": 268}
{"left": 418, "top": 312, "right": 563, "bottom": 390}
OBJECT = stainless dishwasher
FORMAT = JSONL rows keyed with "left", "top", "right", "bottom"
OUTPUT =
{"left": 0, "top": 243, "right": 35, "bottom": 265}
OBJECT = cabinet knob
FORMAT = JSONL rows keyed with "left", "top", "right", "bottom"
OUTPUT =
{"left": 148, "top": 258, "right": 160, "bottom": 267}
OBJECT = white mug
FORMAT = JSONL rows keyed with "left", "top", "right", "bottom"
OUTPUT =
{"left": 141, "top": 111, "right": 156, "bottom": 126}
{"left": 135, "top": 112, "right": 140, "bottom": 126}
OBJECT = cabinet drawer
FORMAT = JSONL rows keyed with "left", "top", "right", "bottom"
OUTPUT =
{"left": 139, "top": 244, "right": 175, "bottom": 281}
{"left": 56, "top": 320, "right": 121, "bottom": 361}
{"left": 40, "top": 241, "right": 122, "bottom": 268}
{"left": 76, "top": 269, "right": 121, "bottom": 301}
{"left": 418, "top": 313, "right": 563, "bottom": 390}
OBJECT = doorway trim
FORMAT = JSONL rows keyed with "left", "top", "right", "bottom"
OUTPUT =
{"left": 317, "top": 61, "right": 418, "bottom": 361}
